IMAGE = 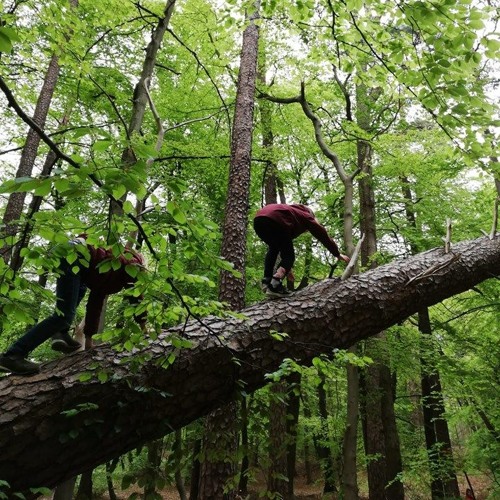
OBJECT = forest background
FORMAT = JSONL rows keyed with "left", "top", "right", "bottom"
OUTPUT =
{"left": 0, "top": 0, "right": 499, "bottom": 499}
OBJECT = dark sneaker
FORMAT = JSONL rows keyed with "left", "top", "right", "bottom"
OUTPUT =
{"left": 51, "top": 332, "right": 82, "bottom": 353}
{"left": 260, "top": 278, "right": 271, "bottom": 292}
{"left": 266, "top": 281, "right": 290, "bottom": 297}
{"left": 0, "top": 354, "right": 40, "bottom": 375}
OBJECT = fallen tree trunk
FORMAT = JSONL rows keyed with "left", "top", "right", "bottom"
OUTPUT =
{"left": 0, "top": 235, "right": 499, "bottom": 493}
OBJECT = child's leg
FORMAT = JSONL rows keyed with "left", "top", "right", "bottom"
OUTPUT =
{"left": 254, "top": 217, "right": 283, "bottom": 279}
{"left": 272, "top": 238, "right": 295, "bottom": 284}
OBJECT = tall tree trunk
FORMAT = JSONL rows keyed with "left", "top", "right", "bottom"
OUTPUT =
{"left": 267, "top": 382, "right": 289, "bottom": 498}
{"left": 419, "top": 309, "right": 460, "bottom": 499}
{"left": 174, "top": 429, "right": 188, "bottom": 500}
{"left": 356, "top": 79, "right": 404, "bottom": 500}
{"left": 198, "top": 3, "right": 260, "bottom": 498}
{"left": 286, "top": 371, "right": 301, "bottom": 499}
{"left": 342, "top": 346, "right": 360, "bottom": 500}
{"left": 10, "top": 104, "right": 74, "bottom": 272}
{"left": 380, "top": 362, "right": 404, "bottom": 499}
{"left": 51, "top": 478, "right": 78, "bottom": 500}
{"left": 401, "top": 175, "right": 460, "bottom": 498}
{"left": 316, "top": 372, "right": 337, "bottom": 494}
{"left": 75, "top": 470, "right": 92, "bottom": 500}
{"left": 143, "top": 439, "right": 163, "bottom": 498}
{"left": 238, "top": 397, "right": 250, "bottom": 496}
{"left": 110, "top": 0, "right": 176, "bottom": 221}
{"left": 105, "top": 459, "right": 119, "bottom": 500}
{"left": 127, "top": 0, "right": 176, "bottom": 141}
{"left": 2, "top": 54, "right": 60, "bottom": 264}
{"left": 302, "top": 395, "right": 314, "bottom": 485}
{"left": 10, "top": 147, "right": 59, "bottom": 271}
{"left": 198, "top": 404, "right": 239, "bottom": 499}
{"left": 189, "top": 438, "right": 202, "bottom": 500}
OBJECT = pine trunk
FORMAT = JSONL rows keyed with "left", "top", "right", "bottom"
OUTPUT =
{"left": 1, "top": 0, "right": 79, "bottom": 264}
{"left": 198, "top": 3, "right": 260, "bottom": 498}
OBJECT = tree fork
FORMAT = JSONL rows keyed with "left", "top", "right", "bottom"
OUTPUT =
{"left": 0, "top": 236, "right": 499, "bottom": 493}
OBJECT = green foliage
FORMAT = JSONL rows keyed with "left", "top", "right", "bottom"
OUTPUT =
{"left": 0, "top": 26, "right": 20, "bottom": 53}
{"left": 60, "top": 402, "right": 100, "bottom": 418}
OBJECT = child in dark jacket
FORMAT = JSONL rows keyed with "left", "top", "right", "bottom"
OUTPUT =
{"left": 253, "top": 204, "right": 349, "bottom": 296}
{"left": 0, "top": 236, "right": 146, "bottom": 375}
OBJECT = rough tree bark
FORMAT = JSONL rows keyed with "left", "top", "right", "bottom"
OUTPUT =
{"left": 419, "top": 309, "right": 461, "bottom": 499}
{"left": 267, "top": 382, "right": 289, "bottom": 497}
{"left": 0, "top": 236, "right": 498, "bottom": 494}
{"left": 355, "top": 77, "right": 404, "bottom": 500}
{"left": 198, "top": 2, "right": 260, "bottom": 498}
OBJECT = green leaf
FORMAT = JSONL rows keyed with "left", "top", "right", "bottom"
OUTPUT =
{"left": 54, "top": 178, "right": 70, "bottom": 193}
{"left": 34, "top": 179, "right": 52, "bottom": 196}
{"left": 468, "top": 19, "right": 484, "bottom": 30}
{"left": 92, "top": 139, "right": 113, "bottom": 152}
{"left": 73, "top": 126, "right": 96, "bottom": 139}
{"left": 269, "top": 330, "right": 289, "bottom": 341}
{"left": 122, "top": 200, "right": 135, "bottom": 214}
{"left": 0, "top": 28, "right": 18, "bottom": 53}
{"left": 70, "top": 154, "right": 85, "bottom": 164}
{"left": 112, "top": 184, "right": 126, "bottom": 200}
{"left": 98, "top": 260, "right": 112, "bottom": 273}
{"left": 133, "top": 142, "right": 157, "bottom": 159}
{"left": 0, "top": 27, "right": 20, "bottom": 42}
{"left": 167, "top": 201, "right": 188, "bottom": 224}
{"left": 0, "top": 32, "right": 13, "bottom": 52}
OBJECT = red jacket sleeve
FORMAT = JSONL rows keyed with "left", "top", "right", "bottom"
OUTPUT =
{"left": 304, "top": 217, "right": 341, "bottom": 257}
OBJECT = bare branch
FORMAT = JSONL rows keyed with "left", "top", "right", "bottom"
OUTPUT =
{"left": 342, "top": 233, "right": 365, "bottom": 280}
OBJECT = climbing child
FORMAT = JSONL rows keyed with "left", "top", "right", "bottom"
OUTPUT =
{"left": 0, "top": 235, "right": 146, "bottom": 375}
{"left": 253, "top": 203, "right": 350, "bottom": 296}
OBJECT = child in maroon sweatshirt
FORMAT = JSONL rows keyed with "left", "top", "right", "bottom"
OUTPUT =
{"left": 0, "top": 236, "right": 146, "bottom": 375}
{"left": 253, "top": 204, "right": 349, "bottom": 296}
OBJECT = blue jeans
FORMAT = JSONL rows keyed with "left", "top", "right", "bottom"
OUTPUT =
{"left": 6, "top": 261, "right": 87, "bottom": 357}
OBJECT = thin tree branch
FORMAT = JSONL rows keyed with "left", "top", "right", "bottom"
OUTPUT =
{"left": 89, "top": 75, "right": 130, "bottom": 141}
{"left": 0, "top": 75, "right": 158, "bottom": 255}
{"left": 166, "top": 27, "right": 232, "bottom": 132}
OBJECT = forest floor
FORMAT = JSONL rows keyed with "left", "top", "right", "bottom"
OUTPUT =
{"left": 112, "top": 471, "right": 493, "bottom": 499}
{"left": 41, "top": 467, "right": 493, "bottom": 499}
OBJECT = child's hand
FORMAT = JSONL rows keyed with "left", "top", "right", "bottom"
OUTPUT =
{"left": 338, "top": 254, "right": 350, "bottom": 263}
